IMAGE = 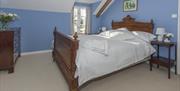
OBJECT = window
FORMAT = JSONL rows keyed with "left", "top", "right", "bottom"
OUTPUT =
{"left": 73, "top": 7, "right": 87, "bottom": 34}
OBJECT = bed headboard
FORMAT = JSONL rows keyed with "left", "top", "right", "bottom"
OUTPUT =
{"left": 112, "top": 15, "right": 154, "bottom": 33}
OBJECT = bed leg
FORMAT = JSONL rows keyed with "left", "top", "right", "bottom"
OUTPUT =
{"left": 70, "top": 88, "right": 79, "bottom": 91}
{"left": 8, "top": 67, "right": 14, "bottom": 73}
{"left": 52, "top": 51, "right": 55, "bottom": 62}
{"left": 70, "top": 79, "right": 79, "bottom": 91}
{"left": 52, "top": 57, "right": 55, "bottom": 62}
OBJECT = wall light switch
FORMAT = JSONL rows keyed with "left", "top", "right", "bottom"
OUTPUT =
{"left": 171, "top": 14, "right": 177, "bottom": 19}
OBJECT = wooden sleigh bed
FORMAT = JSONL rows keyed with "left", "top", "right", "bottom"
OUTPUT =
{"left": 52, "top": 15, "right": 154, "bottom": 91}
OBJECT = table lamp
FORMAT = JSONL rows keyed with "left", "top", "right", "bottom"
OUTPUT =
{"left": 156, "top": 27, "right": 166, "bottom": 41}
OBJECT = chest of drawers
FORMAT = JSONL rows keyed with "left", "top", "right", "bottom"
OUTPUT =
{"left": 0, "top": 28, "right": 21, "bottom": 73}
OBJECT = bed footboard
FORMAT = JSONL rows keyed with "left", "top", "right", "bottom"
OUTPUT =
{"left": 52, "top": 27, "right": 79, "bottom": 91}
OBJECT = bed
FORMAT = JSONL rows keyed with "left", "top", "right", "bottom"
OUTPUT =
{"left": 52, "top": 15, "right": 155, "bottom": 91}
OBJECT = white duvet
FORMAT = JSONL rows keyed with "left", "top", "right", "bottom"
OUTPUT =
{"left": 75, "top": 30, "right": 156, "bottom": 86}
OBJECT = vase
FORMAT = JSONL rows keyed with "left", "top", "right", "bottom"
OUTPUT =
{"left": 0, "top": 23, "right": 8, "bottom": 31}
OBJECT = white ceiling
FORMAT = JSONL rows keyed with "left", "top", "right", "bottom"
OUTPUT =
{"left": 0, "top": 0, "right": 109, "bottom": 15}
{"left": 76, "top": 0, "right": 102, "bottom": 4}
{"left": 0, "top": 0, "right": 75, "bottom": 13}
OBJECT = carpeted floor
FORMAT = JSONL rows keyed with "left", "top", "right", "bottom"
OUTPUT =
{"left": 0, "top": 52, "right": 179, "bottom": 91}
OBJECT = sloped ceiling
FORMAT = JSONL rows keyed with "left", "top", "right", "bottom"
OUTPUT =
{"left": 76, "top": 0, "right": 102, "bottom": 4}
{"left": 0, "top": 0, "right": 75, "bottom": 13}
{"left": 94, "top": 0, "right": 114, "bottom": 16}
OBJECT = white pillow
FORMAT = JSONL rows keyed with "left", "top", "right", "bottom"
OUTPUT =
{"left": 99, "top": 29, "right": 135, "bottom": 41}
{"left": 132, "top": 31, "right": 156, "bottom": 42}
{"left": 99, "top": 28, "right": 129, "bottom": 36}
{"left": 111, "top": 30, "right": 135, "bottom": 41}
{"left": 116, "top": 28, "right": 129, "bottom": 31}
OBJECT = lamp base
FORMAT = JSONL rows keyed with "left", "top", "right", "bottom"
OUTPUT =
{"left": 157, "top": 35, "right": 164, "bottom": 41}
{"left": 164, "top": 38, "right": 171, "bottom": 42}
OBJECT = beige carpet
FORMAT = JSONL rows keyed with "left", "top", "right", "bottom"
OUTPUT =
{"left": 0, "top": 52, "right": 179, "bottom": 91}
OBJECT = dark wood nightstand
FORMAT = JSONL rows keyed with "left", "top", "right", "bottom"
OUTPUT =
{"left": 150, "top": 41, "right": 177, "bottom": 79}
{"left": 88, "top": 31, "right": 101, "bottom": 35}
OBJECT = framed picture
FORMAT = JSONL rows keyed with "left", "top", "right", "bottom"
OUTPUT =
{"left": 123, "top": 0, "right": 138, "bottom": 12}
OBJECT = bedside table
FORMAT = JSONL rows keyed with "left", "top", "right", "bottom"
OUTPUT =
{"left": 88, "top": 32, "right": 101, "bottom": 35}
{"left": 150, "top": 41, "right": 177, "bottom": 79}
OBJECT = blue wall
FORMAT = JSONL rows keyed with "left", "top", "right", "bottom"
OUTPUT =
{"left": 100, "top": 0, "right": 178, "bottom": 58}
{"left": 0, "top": 2, "right": 100, "bottom": 52}
{"left": 101, "top": 0, "right": 178, "bottom": 42}
{"left": 0, "top": 0, "right": 178, "bottom": 57}
{"left": 90, "top": 2, "right": 102, "bottom": 33}
{"left": 0, "top": 8, "right": 71, "bottom": 52}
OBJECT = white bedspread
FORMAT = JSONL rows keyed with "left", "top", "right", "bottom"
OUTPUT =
{"left": 75, "top": 31, "right": 156, "bottom": 86}
{"left": 78, "top": 35, "right": 109, "bottom": 55}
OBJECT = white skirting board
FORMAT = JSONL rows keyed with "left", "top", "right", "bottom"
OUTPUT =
{"left": 21, "top": 50, "right": 52, "bottom": 56}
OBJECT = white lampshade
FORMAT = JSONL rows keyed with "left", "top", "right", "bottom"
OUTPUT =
{"left": 156, "top": 27, "right": 166, "bottom": 35}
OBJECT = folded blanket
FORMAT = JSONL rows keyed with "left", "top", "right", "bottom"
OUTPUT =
{"left": 82, "top": 39, "right": 108, "bottom": 55}
{"left": 79, "top": 35, "right": 109, "bottom": 56}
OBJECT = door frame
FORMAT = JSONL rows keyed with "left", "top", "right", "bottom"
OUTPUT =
{"left": 177, "top": 0, "right": 180, "bottom": 75}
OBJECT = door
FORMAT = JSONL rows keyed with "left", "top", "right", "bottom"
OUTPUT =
{"left": 73, "top": 7, "right": 87, "bottom": 34}
{"left": 177, "top": 0, "right": 180, "bottom": 74}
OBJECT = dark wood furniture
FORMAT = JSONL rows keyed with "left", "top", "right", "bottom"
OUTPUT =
{"left": 112, "top": 15, "right": 154, "bottom": 33}
{"left": 53, "top": 15, "right": 154, "bottom": 91}
{"left": 150, "top": 41, "right": 177, "bottom": 79}
{"left": 0, "top": 28, "right": 21, "bottom": 73}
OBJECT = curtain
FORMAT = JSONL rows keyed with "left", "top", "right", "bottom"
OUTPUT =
{"left": 72, "top": 6, "right": 91, "bottom": 34}
{"left": 85, "top": 7, "right": 91, "bottom": 34}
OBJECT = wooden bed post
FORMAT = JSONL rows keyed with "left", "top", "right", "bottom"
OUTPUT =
{"left": 73, "top": 32, "right": 78, "bottom": 40}
{"left": 52, "top": 27, "right": 57, "bottom": 62}
{"left": 73, "top": 32, "right": 79, "bottom": 50}
{"left": 70, "top": 32, "right": 79, "bottom": 91}
{"left": 150, "top": 19, "right": 154, "bottom": 31}
{"left": 53, "top": 27, "right": 79, "bottom": 91}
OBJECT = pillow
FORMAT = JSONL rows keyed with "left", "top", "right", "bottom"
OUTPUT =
{"left": 132, "top": 31, "right": 156, "bottom": 42}
{"left": 99, "top": 28, "right": 129, "bottom": 37}
{"left": 111, "top": 30, "right": 135, "bottom": 41}
{"left": 115, "top": 28, "right": 129, "bottom": 31}
{"left": 99, "top": 29, "right": 135, "bottom": 41}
